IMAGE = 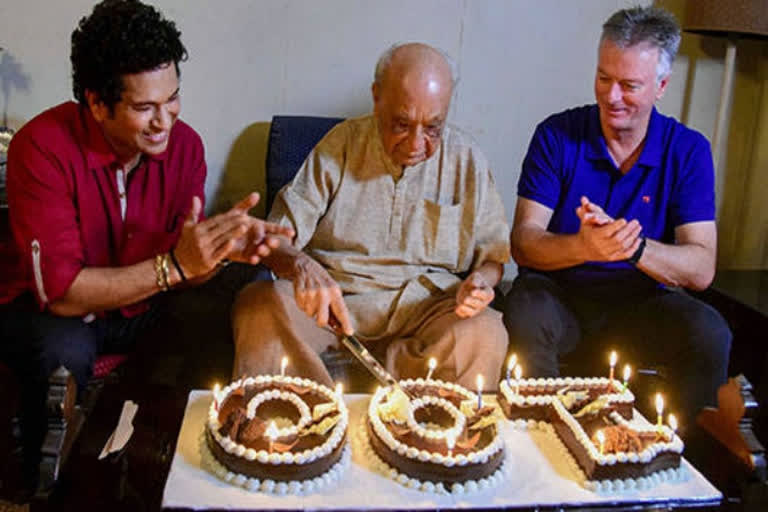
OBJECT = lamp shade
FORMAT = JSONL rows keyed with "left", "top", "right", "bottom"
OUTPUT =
{"left": 683, "top": 0, "right": 768, "bottom": 38}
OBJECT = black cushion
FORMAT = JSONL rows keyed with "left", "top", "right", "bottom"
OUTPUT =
{"left": 265, "top": 116, "right": 344, "bottom": 214}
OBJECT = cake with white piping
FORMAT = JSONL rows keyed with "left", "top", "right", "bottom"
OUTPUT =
{"left": 548, "top": 395, "right": 686, "bottom": 492}
{"left": 363, "top": 378, "right": 508, "bottom": 494}
{"left": 498, "top": 376, "right": 634, "bottom": 423}
{"left": 201, "top": 375, "right": 350, "bottom": 494}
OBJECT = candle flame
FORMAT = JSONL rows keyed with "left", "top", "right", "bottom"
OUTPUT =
{"left": 213, "top": 383, "right": 220, "bottom": 395}
{"left": 266, "top": 420, "right": 279, "bottom": 441}
{"left": 655, "top": 393, "right": 664, "bottom": 414}
{"left": 668, "top": 413, "right": 678, "bottom": 432}
{"left": 609, "top": 351, "right": 617, "bottom": 367}
{"left": 428, "top": 357, "right": 437, "bottom": 370}
{"left": 514, "top": 364, "right": 522, "bottom": 380}
{"left": 476, "top": 374, "right": 484, "bottom": 393}
{"left": 596, "top": 429, "right": 605, "bottom": 455}
{"left": 280, "top": 356, "right": 289, "bottom": 375}
{"left": 596, "top": 429, "right": 605, "bottom": 444}
{"left": 507, "top": 353, "right": 517, "bottom": 371}
{"left": 623, "top": 364, "right": 631, "bottom": 381}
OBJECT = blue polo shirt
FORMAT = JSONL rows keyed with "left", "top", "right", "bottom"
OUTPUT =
{"left": 518, "top": 104, "right": 715, "bottom": 297}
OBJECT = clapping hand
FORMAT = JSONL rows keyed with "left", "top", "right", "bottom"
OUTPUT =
{"left": 575, "top": 196, "right": 642, "bottom": 262}
{"left": 173, "top": 192, "right": 294, "bottom": 278}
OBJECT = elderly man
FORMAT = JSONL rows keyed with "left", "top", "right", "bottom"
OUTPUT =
{"left": 233, "top": 43, "right": 510, "bottom": 388}
{"left": 0, "top": 0, "right": 291, "bottom": 488}
{"left": 503, "top": 6, "right": 731, "bottom": 427}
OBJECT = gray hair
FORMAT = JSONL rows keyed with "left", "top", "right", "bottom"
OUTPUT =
{"left": 601, "top": 6, "right": 681, "bottom": 84}
{"left": 373, "top": 42, "right": 459, "bottom": 91}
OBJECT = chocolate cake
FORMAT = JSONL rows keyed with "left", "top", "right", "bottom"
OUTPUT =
{"left": 363, "top": 378, "right": 508, "bottom": 494}
{"left": 201, "top": 375, "right": 350, "bottom": 494}
{"left": 549, "top": 396, "right": 686, "bottom": 492}
{"left": 498, "top": 376, "right": 634, "bottom": 423}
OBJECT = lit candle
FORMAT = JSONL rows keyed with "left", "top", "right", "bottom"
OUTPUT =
{"left": 476, "top": 374, "right": 484, "bottom": 409}
{"left": 212, "top": 383, "right": 221, "bottom": 411}
{"left": 426, "top": 357, "right": 437, "bottom": 381}
{"left": 266, "top": 420, "right": 278, "bottom": 453}
{"left": 609, "top": 351, "right": 617, "bottom": 382}
{"left": 280, "top": 356, "right": 289, "bottom": 378}
{"left": 655, "top": 393, "right": 664, "bottom": 432}
{"left": 596, "top": 429, "right": 605, "bottom": 456}
{"left": 514, "top": 364, "right": 522, "bottom": 395}
{"left": 506, "top": 353, "right": 517, "bottom": 388}
{"left": 335, "top": 382, "right": 344, "bottom": 400}
{"left": 668, "top": 414, "right": 678, "bottom": 436}
{"left": 622, "top": 364, "right": 631, "bottom": 392}
{"left": 446, "top": 433, "right": 456, "bottom": 459}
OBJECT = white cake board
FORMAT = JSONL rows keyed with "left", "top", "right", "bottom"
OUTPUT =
{"left": 162, "top": 391, "right": 722, "bottom": 510}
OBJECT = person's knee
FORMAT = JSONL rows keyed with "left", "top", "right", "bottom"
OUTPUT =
{"left": 233, "top": 280, "right": 282, "bottom": 318}
{"left": 503, "top": 274, "right": 560, "bottom": 332}
{"left": 683, "top": 303, "right": 732, "bottom": 367}
{"left": 35, "top": 324, "right": 97, "bottom": 387}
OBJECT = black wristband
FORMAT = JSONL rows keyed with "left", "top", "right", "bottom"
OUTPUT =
{"left": 627, "top": 236, "right": 646, "bottom": 266}
{"left": 169, "top": 248, "right": 187, "bottom": 281}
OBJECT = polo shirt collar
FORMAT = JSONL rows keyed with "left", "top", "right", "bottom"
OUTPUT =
{"left": 585, "top": 104, "right": 663, "bottom": 168}
{"left": 75, "top": 102, "right": 169, "bottom": 171}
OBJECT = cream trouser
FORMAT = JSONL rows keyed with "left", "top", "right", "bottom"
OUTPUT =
{"left": 232, "top": 280, "right": 508, "bottom": 390}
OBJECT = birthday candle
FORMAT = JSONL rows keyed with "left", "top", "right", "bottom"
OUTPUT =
{"left": 596, "top": 429, "right": 605, "bottom": 456}
{"left": 622, "top": 364, "right": 631, "bottom": 392}
{"left": 506, "top": 353, "right": 517, "bottom": 388}
{"left": 655, "top": 393, "right": 664, "bottom": 432}
{"left": 266, "top": 421, "right": 278, "bottom": 453}
{"left": 280, "top": 356, "right": 289, "bottom": 378}
{"left": 476, "top": 374, "right": 484, "bottom": 409}
{"left": 426, "top": 357, "right": 437, "bottom": 381}
{"left": 668, "top": 413, "right": 678, "bottom": 437}
{"left": 212, "top": 383, "right": 221, "bottom": 410}
{"left": 609, "top": 351, "right": 617, "bottom": 381}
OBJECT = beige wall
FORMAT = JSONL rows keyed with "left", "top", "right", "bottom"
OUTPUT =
{"left": 8, "top": 1, "right": 758, "bottom": 274}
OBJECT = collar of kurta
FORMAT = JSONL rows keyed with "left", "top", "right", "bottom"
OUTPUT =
{"left": 73, "top": 102, "right": 169, "bottom": 172}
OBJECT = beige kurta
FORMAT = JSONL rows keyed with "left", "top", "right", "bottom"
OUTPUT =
{"left": 268, "top": 115, "right": 510, "bottom": 340}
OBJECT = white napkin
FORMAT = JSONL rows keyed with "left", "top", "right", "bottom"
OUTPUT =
{"left": 99, "top": 400, "right": 138, "bottom": 459}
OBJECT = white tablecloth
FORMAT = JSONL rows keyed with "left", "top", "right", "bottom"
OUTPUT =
{"left": 162, "top": 391, "right": 722, "bottom": 510}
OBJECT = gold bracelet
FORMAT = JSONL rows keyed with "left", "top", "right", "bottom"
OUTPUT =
{"left": 154, "top": 254, "right": 167, "bottom": 291}
{"left": 161, "top": 253, "right": 171, "bottom": 290}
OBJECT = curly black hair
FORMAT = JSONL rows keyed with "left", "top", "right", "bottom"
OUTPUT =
{"left": 71, "top": 0, "right": 187, "bottom": 110}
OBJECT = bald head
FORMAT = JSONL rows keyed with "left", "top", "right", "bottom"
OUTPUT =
{"left": 372, "top": 43, "right": 454, "bottom": 168}
{"left": 374, "top": 43, "right": 455, "bottom": 92}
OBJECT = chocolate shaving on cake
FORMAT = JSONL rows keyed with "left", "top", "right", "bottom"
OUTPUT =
{"left": 237, "top": 416, "right": 266, "bottom": 444}
{"left": 593, "top": 425, "right": 643, "bottom": 454}
{"left": 474, "top": 405, "right": 495, "bottom": 417}
{"left": 273, "top": 438, "right": 300, "bottom": 453}
{"left": 230, "top": 376, "right": 247, "bottom": 397}
{"left": 219, "top": 407, "right": 248, "bottom": 439}
{"left": 456, "top": 431, "right": 481, "bottom": 449}
{"left": 284, "top": 383, "right": 313, "bottom": 395}
{"left": 389, "top": 423, "right": 412, "bottom": 437}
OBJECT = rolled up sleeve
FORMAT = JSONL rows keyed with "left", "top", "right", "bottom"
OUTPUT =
{"left": 7, "top": 133, "right": 84, "bottom": 308}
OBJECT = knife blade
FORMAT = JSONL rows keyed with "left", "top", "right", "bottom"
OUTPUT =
{"left": 328, "top": 316, "right": 414, "bottom": 399}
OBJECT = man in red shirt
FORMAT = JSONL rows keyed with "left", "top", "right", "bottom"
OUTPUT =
{"left": 0, "top": 0, "right": 291, "bottom": 488}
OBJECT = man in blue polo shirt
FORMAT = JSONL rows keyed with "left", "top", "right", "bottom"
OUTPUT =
{"left": 503, "top": 6, "right": 731, "bottom": 428}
